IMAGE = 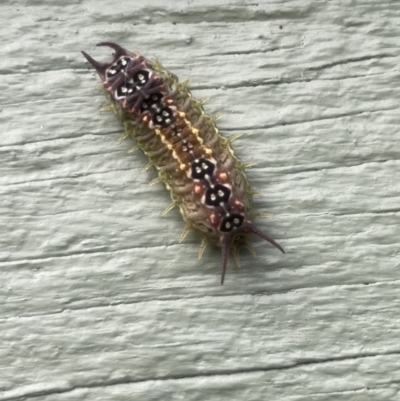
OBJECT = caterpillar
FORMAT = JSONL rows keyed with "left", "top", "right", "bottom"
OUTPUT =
{"left": 82, "top": 42, "right": 284, "bottom": 284}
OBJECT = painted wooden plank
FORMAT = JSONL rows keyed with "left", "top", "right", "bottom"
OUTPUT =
{"left": 1, "top": 0, "right": 399, "bottom": 400}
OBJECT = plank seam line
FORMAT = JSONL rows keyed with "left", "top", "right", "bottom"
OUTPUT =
{"left": 306, "top": 53, "right": 396, "bottom": 71}
{"left": 2, "top": 350, "right": 400, "bottom": 401}
{"left": 2, "top": 278, "right": 400, "bottom": 320}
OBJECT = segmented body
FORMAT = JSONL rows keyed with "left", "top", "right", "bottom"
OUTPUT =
{"left": 82, "top": 42, "right": 284, "bottom": 284}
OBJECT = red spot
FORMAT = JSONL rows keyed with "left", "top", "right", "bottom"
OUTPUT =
{"left": 219, "top": 172, "right": 228, "bottom": 181}
{"left": 234, "top": 199, "right": 245, "bottom": 212}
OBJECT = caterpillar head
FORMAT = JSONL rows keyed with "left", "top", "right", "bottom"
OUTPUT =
{"left": 81, "top": 42, "right": 135, "bottom": 79}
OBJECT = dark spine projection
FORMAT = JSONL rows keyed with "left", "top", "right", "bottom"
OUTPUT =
{"left": 82, "top": 42, "right": 284, "bottom": 284}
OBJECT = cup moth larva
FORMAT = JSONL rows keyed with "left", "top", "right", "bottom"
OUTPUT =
{"left": 82, "top": 42, "right": 284, "bottom": 284}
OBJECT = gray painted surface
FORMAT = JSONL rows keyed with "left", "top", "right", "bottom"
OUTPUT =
{"left": 1, "top": 1, "right": 400, "bottom": 400}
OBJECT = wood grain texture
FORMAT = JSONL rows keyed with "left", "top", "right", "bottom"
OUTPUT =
{"left": 1, "top": 0, "right": 399, "bottom": 400}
